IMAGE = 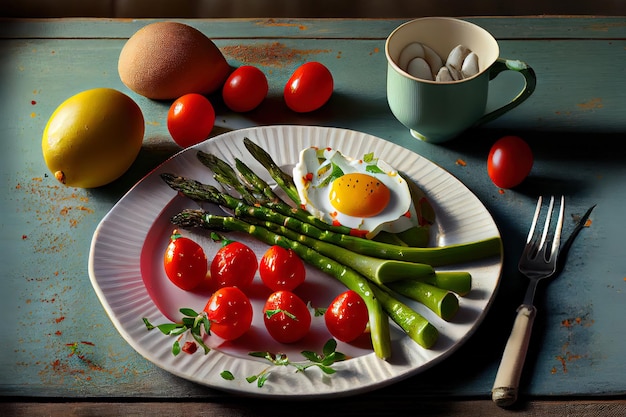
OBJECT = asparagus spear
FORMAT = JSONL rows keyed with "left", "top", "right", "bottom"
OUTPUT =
{"left": 242, "top": 137, "right": 302, "bottom": 206}
{"left": 196, "top": 151, "right": 265, "bottom": 206}
{"left": 371, "top": 285, "right": 439, "bottom": 349}
{"left": 417, "top": 271, "right": 472, "bottom": 296}
{"left": 387, "top": 280, "right": 459, "bottom": 321}
{"left": 161, "top": 174, "right": 501, "bottom": 267}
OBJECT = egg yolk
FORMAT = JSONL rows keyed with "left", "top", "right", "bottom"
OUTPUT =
{"left": 328, "top": 173, "right": 390, "bottom": 217}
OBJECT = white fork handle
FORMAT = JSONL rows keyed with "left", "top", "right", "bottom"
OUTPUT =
{"left": 491, "top": 304, "right": 537, "bottom": 407}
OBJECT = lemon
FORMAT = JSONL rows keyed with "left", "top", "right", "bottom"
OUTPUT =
{"left": 42, "top": 88, "right": 145, "bottom": 188}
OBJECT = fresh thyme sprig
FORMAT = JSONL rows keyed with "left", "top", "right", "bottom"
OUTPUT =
{"left": 240, "top": 339, "right": 347, "bottom": 388}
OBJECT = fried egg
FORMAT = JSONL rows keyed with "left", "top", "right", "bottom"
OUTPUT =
{"left": 293, "top": 147, "right": 418, "bottom": 238}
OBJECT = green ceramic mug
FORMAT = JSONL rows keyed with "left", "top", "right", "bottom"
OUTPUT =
{"left": 385, "top": 17, "right": 537, "bottom": 144}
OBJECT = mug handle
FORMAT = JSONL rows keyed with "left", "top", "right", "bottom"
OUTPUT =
{"left": 475, "top": 59, "right": 537, "bottom": 126}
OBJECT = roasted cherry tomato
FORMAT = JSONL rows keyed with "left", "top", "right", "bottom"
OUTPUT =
{"left": 222, "top": 65, "right": 269, "bottom": 112}
{"left": 284, "top": 62, "right": 333, "bottom": 113}
{"left": 167, "top": 93, "right": 215, "bottom": 148}
{"left": 259, "top": 245, "right": 306, "bottom": 292}
{"left": 209, "top": 241, "right": 258, "bottom": 290}
{"left": 263, "top": 290, "right": 311, "bottom": 343}
{"left": 163, "top": 232, "right": 208, "bottom": 291}
{"left": 324, "top": 290, "right": 369, "bottom": 343}
{"left": 181, "top": 341, "right": 198, "bottom": 354}
{"left": 204, "top": 286, "right": 253, "bottom": 341}
{"left": 487, "top": 135, "right": 534, "bottom": 189}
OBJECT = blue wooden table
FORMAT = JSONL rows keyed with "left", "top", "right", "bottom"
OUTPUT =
{"left": 1, "top": 17, "right": 625, "bottom": 416}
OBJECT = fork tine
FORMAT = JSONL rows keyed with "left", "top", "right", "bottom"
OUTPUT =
{"left": 551, "top": 196, "right": 565, "bottom": 258}
{"left": 538, "top": 196, "right": 555, "bottom": 252}
{"left": 526, "top": 196, "right": 543, "bottom": 244}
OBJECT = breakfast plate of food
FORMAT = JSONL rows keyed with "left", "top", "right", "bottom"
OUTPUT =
{"left": 88, "top": 125, "right": 502, "bottom": 398}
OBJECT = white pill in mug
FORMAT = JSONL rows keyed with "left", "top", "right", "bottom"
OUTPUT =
{"left": 406, "top": 57, "right": 433, "bottom": 80}
{"left": 435, "top": 66, "right": 454, "bottom": 82}
{"left": 461, "top": 52, "right": 479, "bottom": 78}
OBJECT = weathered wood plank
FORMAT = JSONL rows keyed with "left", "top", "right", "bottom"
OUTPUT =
{"left": 3, "top": 399, "right": 626, "bottom": 417}
{"left": 1, "top": 17, "right": 626, "bottom": 40}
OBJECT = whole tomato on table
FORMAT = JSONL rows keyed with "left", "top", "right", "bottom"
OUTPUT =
{"left": 487, "top": 135, "right": 534, "bottom": 189}
{"left": 259, "top": 245, "right": 306, "bottom": 292}
{"left": 222, "top": 65, "right": 269, "bottom": 112}
{"left": 263, "top": 290, "right": 311, "bottom": 343}
{"left": 284, "top": 62, "right": 334, "bottom": 113}
{"left": 167, "top": 93, "right": 216, "bottom": 148}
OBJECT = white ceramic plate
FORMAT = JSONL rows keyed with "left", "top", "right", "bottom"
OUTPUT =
{"left": 88, "top": 125, "right": 502, "bottom": 398}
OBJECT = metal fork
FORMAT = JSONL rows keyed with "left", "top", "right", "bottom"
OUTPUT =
{"left": 492, "top": 196, "right": 565, "bottom": 407}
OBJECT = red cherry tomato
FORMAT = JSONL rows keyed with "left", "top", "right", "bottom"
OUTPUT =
{"left": 324, "top": 290, "right": 369, "bottom": 343}
{"left": 284, "top": 62, "right": 333, "bottom": 113}
{"left": 259, "top": 245, "right": 306, "bottom": 292}
{"left": 209, "top": 241, "right": 258, "bottom": 290}
{"left": 167, "top": 93, "right": 215, "bottom": 148}
{"left": 222, "top": 66, "right": 268, "bottom": 112}
{"left": 204, "top": 286, "right": 253, "bottom": 341}
{"left": 163, "top": 233, "right": 208, "bottom": 291}
{"left": 487, "top": 135, "right": 534, "bottom": 189}
{"left": 263, "top": 290, "right": 311, "bottom": 343}
{"left": 181, "top": 341, "right": 198, "bottom": 354}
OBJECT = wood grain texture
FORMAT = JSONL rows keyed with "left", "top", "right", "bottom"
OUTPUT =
{"left": 1, "top": 17, "right": 626, "bottom": 39}
{"left": 3, "top": 399, "right": 626, "bottom": 417}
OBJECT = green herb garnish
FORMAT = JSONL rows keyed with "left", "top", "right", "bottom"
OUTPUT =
{"left": 244, "top": 339, "right": 347, "bottom": 388}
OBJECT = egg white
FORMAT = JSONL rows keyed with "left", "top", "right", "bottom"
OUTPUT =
{"left": 293, "top": 147, "right": 418, "bottom": 238}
